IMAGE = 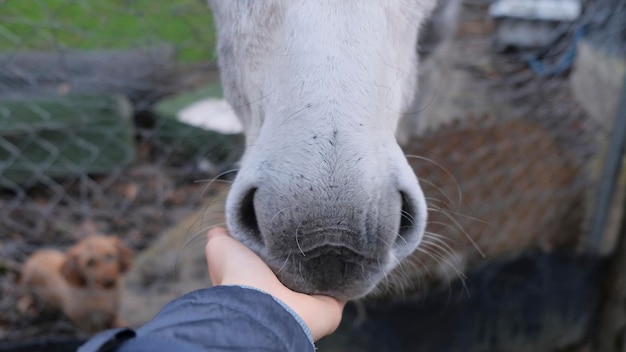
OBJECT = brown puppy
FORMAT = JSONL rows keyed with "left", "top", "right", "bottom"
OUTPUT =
{"left": 20, "top": 236, "right": 132, "bottom": 332}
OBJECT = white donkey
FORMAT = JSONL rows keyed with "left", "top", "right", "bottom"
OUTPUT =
{"left": 208, "top": 0, "right": 438, "bottom": 300}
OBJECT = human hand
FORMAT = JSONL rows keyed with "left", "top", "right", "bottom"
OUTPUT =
{"left": 205, "top": 227, "right": 346, "bottom": 341}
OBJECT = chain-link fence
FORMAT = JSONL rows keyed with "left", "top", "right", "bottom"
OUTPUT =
{"left": 0, "top": 0, "right": 233, "bottom": 247}
{"left": 0, "top": 0, "right": 625, "bottom": 350}
{"left": 0, "top": 0, "right": 238, "bottom": 344}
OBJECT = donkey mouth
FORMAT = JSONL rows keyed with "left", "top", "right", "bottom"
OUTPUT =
{"left": 272, "top": 244, "right": 383, "bottom": 299}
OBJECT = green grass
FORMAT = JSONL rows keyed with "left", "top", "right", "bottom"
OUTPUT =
{"left": 0, "top": 0, "right": 216, "bottom": 62}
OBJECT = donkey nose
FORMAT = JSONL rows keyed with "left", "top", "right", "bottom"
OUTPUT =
{"left": 224, "top": 134, "right": 428, "bottom": 298}
{"left": 226, "top": 178, "right": 425, "bottom": 299}
{"left": 228, "top": 180, "right": 424, "bottom": 262}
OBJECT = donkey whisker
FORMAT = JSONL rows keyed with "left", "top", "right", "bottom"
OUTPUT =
{"left": 406, "top": 154, "right": 462, "bottom": 206}
{"left": 430, "top": 209, "right": 486, "bottom": 258}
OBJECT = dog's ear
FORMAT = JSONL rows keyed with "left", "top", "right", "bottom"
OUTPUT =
{"left": 61, "top": 251, "right": 86, "bottom": 287}
{"left": 115, "top": 239, "right": 133, "bottom": 273}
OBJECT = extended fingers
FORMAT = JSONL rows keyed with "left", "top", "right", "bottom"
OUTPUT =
{"left": 205, "top": 227, "right": 345, "bottom": 341}
{"left": 303, "top": 295, "right": 346, "bottom": 340}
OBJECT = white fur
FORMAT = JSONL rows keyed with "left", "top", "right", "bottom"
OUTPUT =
{"left": 208, "top": 0, "right": 436, "bottom": 299}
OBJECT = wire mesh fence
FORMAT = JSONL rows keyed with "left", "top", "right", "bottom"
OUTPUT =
{"left": 0, "top": 1, "right": 234, "bottom": 342}
{"left": 0, "top": 0, "right": 228, "bottom": 249}
{"left": 0, "top": 0, "right": 624, "bottom": 349}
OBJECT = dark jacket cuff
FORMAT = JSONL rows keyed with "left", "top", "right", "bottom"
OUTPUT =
{"left": 78, "top": 286, "right": 314, "bottom": 352}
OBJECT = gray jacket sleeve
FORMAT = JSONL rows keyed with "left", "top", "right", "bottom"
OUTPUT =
{"left": 78, "top": 286, "right": 315, "bottom": 352}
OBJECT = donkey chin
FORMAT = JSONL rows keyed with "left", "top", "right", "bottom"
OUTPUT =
{"left": 210, "top": 0, "right": 436, "bottom": 300}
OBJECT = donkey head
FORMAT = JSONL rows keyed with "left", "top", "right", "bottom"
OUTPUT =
{"left": 209, "top": 0, "right": 436, "bottom": 300}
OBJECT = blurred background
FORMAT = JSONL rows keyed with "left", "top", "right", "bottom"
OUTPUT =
{"left": 0, "top": 0, "right": 625, "bottom": 351}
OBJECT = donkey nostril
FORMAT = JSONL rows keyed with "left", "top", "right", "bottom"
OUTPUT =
{"left": 396, "top": 191, "right": 418, "bottom": 247}
{"left": 238, "top": 188, "right": 263, "bottom": 246}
